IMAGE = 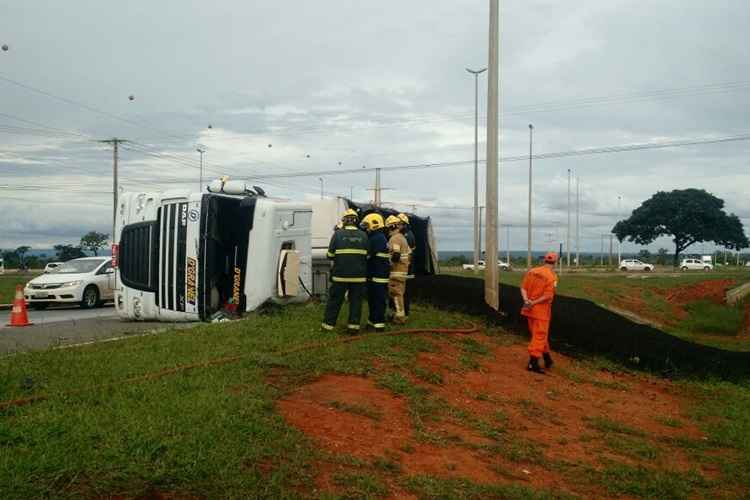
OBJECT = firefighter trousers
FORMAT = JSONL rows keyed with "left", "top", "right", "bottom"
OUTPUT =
{"left": 527, "top": 317, "right": 551, "bottom": 358}
{"left": 388, "top": 278, "right": 406, "bottom": 321}
{"left": 404, "top": 278, "right": 413, "bottom": 317}
{"left": 323, "top": 282, "right": 364, "bottom": 331}
{"left": 367, "top": 281, "right": 387, "bottom": 330}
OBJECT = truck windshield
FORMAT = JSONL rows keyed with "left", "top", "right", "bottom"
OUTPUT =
{"left": 54, "top": 259, "right": 105, "bottom": 274}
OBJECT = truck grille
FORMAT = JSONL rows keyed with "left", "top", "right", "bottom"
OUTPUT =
{"left": 158, "top": 202, "right": 188, "bottom": 312}
{"left": 119, "top": 221, "right": 159, "bottom": 292}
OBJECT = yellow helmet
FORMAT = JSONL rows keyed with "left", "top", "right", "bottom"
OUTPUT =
{"left": 385, "top": 215, "right": 401, "bottom": 228}
{"left": 361, "top": 213, "right": 384, "bottom": 232}
{"left": 397, "top": 213, "right": 409, "bottom": 225}
{"left": 342, "top": 208, "right": 358, "bottom": 223}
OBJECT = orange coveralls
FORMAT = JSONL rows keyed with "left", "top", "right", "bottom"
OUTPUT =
{"left": 520, "top": 266, "right": 558, "bottom": 358}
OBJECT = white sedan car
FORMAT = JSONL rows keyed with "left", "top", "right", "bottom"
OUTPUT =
{"left": 680, "top": 258, "right": 713, "bottom": 271}
{"left": 619, "top": 259, "right": 654, "bottom": 272}
{"left": 24, "top": 257, "right": 115, "bottom": 310}
{"left": 462, "top": 260, "right": 511, "bottom": 271}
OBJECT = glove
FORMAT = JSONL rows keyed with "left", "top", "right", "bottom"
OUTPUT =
{"left": 391, "top": 252, "right": 401, "bottom": 263}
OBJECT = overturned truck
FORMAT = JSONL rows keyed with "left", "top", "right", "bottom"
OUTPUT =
{"left": 114, "top": 183, "right": 437, "bottom": 322}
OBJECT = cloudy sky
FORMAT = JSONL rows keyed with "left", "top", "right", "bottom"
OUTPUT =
{"left": 1, "top": 0, "right": 749, "bottom": 255}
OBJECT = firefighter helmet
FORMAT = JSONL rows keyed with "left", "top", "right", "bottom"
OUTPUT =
{"left": 397, "top": 213, "right": 410, "bottom": 225}
{"left": 385, "top": 215, "right": 401, "bottom": 228}
{"left": 342, "top": 208, "right": 358, "bottom": 224}
{"left": 361, "top": 213, "right": 385, "bottom": 232}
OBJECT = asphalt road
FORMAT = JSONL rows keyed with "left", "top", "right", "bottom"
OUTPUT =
{"left": 0, "top": 304, "right": 196, "bottom": 355}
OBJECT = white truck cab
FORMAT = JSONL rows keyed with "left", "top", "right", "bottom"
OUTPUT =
{"left": 114, "top": 182, "right": 312, "bottom": 321}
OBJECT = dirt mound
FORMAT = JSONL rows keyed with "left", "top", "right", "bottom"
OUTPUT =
{"left": 278, "top": 336, "right": 715, "bottom": 497}
{"left": 666, "top": 279, "right": 735, "bottom": 305}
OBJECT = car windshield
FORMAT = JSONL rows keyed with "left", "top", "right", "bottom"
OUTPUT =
{"left": 52, "top": 259, "right": 105, "bottom": 274}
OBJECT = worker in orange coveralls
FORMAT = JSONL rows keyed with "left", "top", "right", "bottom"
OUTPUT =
{"left": 520, "top": 251, "right": 559, "bottom": 374}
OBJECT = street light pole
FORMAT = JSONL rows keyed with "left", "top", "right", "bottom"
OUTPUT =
{"left": 566, "top": 169, "right": 571, "bottom": 268}
{"left": 467, "top": 67, "right": 487, "bottom": 274}
{"left": 576, "top": 176, "right": 580, "bottom": 267}
{"left": 484, "top": 0, "right": 500, "bottom": 311}
{"left": 617, "top": 195, "right": 622, "bottom": 264}
{"left": 527, "top": 124, "right": 533, "bottom": 269}
{"left": 196, "top": 146, "right": 206, "bottom": 192}
{"left": 319, "top": 177, "right": 324, "bottom": 200}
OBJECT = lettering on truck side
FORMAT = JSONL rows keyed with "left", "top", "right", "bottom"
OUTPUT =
{"left": 180, "top": 203, "right": 188, "bottom": 226}
{"left": 232, "top": 266, "right": 241, "bottom": 305}
{"left": 186, "top": 257, "right": 197, "bottom": 305}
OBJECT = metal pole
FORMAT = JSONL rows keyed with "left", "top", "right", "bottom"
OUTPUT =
{"left": 609, "top": 234, "right": 614, "bottom": 268}
{"left": 467, "top": 67, "right": 486, "bottom": 273}
{"left": 527, "top": 123, "right": 533, "bottom": 269}
{"left": 479, "top": 206, "right": 484, "bottom": 257}
{"left": 319, "top": 177, "right": 324, "bottom": 200}
{"left": 375, "top": 168, "right": 381, "bottom": 206}
{"left": 113, "top": 140, "right": 118, "bottom": 243}
{"left": 617, "top": 195, "right": 622, "bottom": 264}
{"left": 484, "top": 0, "right": 500, "bottom": 310}
{"left": 600, "top": 234, "right": 604, "bottom": 266}
{"left": 576, "top": 177, "right": 581, "bottom": 267}
{"left": 196, "top": 147, "right": 205, "bottom": 192}
{"left": 506, "top": 224, "right": 510, "bottom": 264}
{"left": 566, "top": 169, "right": 571, "bottom": 268}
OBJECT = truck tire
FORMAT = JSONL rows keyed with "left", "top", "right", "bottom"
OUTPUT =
{"left": 80, "top": 286, "right": 100, "bottom": 309}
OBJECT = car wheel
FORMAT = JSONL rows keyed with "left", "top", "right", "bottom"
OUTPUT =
{"left": 704, "top": 266, "right": 711, "bottom": 271}
{"left": 644, "top": 267, "right": 652, "bottom": 272}
{"left": 80, "top": 286, "right": 100, "bottom": 309}
{"left": 31, "top": 303, "right": 49, "bottom": 310}
{"left": 620, "top": 267, "right": 628, "bottom": 271}
{"left": 681, "top": 266, "right": 688, "bottom": 271}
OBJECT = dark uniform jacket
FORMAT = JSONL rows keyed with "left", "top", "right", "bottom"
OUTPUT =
{"left": 367, "top": 231, "right": 390, "bottom": 284}
{"left": 326, "top": 225, "right": 368, "bottom": 283}
{"left": 404, "top": 228, "right": 417, "bottom": 279}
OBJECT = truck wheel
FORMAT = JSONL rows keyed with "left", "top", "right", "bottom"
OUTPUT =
{"left": 81, "top": 286, "right": 100, "bottom": 309}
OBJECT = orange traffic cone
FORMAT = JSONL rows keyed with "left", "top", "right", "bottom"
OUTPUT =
{"left": 7, "top": 285, "right": 32, "bottom": 327}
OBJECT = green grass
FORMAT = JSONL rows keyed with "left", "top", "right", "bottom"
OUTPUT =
{"left": 587, "top": 463, "right": 711, "bottom": 499}
{"left": 0, "top": 273, "right": 40, "bottom": 303}
{"left": 403, "top": 474, "right": 569, "bottom": 500}
{"left": 679, "top": 300, "right": 745, "bottom": 336}
{"left": 585, "top": 416, "right": 646, "bottom": 437}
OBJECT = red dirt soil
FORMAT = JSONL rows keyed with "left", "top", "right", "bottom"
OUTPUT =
{"left": 665, "top": 279, "right": 735, "bottom": 305}
{"left": 278, "top": 335, "right": 716, "bottom": 498}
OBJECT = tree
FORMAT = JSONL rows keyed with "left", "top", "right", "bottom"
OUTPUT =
{"left": 613, "top": 189, "right": 749, "bottom": 267}
{"left": 80, "top": 231, "right": 109, "bottom": 256}
{"left": 54, "top": 244, "right": 85, "bottom": 261}
{"left": 656, "top": 248, "right": 669, "bottom": 265}
{"left": 637, "top": 249, "right": 652, "bottom": 263}
{"left": 15, "top": 246, "right": 30, "bottom": 268}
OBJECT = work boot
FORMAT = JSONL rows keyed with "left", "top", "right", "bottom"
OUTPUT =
{"left": 543, "top": 352, "right": 554, "bottom": 370}
{"left": 527, "top": 356, "right": 545, "bottom": 374}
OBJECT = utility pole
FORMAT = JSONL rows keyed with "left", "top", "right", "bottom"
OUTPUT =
{"left": 566, "top": 168, "right": 571, "bottom": 268}
{"left": 467, "top": 67, "right": 487, "bottom": 274}
{"left": 609, "top": 234, "right": 614, "bottom": 268}
{"left": 576, "top": 177, "right": 581, "bottom": 267}
{"left": 196, "top": 146, "right": 206, "bottom": 192}
{"left": 527, "top": 123, "right": 533, "bottom": 269}
{"left": 318, "top": 178, "right": 324, "bottom": 200}
{"left": 479, "top": 206, "right": 484, "bottom": 257}
{"left": 99, "top": 138, "right": 127, "bottom": 244}
{"left": 617, "top": 195, "right": 622, "bottom": 265}
{"left": 506, "top": 224, "right": 511, "bottom": 264}
{"left": 367, "top": 168, "right": 393, "bottom": 207}
{"left": 484, "top": 0, "right": 500, "bottom": 311}
{"left": 600, "top": 234, "right": 605, "bottom": 266}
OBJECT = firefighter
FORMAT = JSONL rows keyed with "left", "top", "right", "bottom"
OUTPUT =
{"left": 397, "top": 213, "right": 416, "bottom": 319}
{"left": 361, "top": 213, "right": 389, "bottom": 332}
{"left": 386, "top": 215, "right": 411, "bottom": 324}
{"left": 520, "top": 251, "right": 559, "bottom": 374}
{"left": 321, "top": 209, "right": 368, "bottom": 334}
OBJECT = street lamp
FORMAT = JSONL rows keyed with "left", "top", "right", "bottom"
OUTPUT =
{"left": 527, "top": 124, "right": 533, "bottom": 268}
{"left": 319, "top": 177, "right": 324, "bottom": 200}
{"left": 617, "top": 195, "right": 622, "bottom": 264}
{"left": 566, "top": 169, "right": 572, "bottom": 268}
{"left": 467, "top": 66, "right": 487, "bottom": 273}
{"left": 196, "top": 146, "right": 206, "bottom": 192}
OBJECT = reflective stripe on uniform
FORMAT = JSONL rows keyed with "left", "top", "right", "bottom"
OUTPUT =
{"left": 335, "top": 249, "right": 368, "bottom": 255}
{"left": 390, "top": 272, "right": 408, "bottom": 278}
{"left": 343, "top": 225, "right": 358, "bottom": 230}
{"left": 406, "top": 274, "right": 415, "bottom": 279}
{"left": 321, "top": 323, "right": 335, "bottom": 331}
{"left": 370, "top": 277, "right": 390, "bottom": 284}
{"left": 347, "top": 324, "right": 360, "bottom": 330}
{"left": 331, "top": 276, "right": 367, "bottom": 283}
{"left": 391, "top": 244, "right": 401, "bottom": 251}
{"left": 326, "top": 252, "right": 335, "bottom": 258}
{"left": 375, "top": 252, "right": 390, "bottom": 259}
